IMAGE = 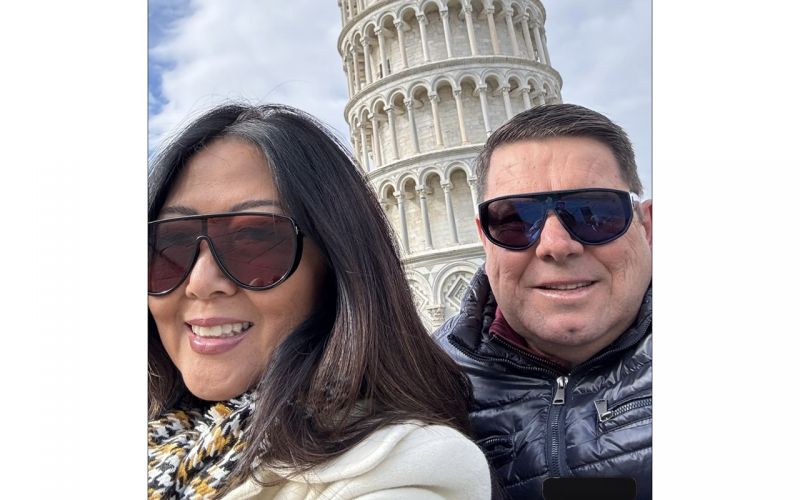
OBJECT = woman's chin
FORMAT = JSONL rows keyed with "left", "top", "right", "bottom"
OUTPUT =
{"left": 184, "top": 377, "right": 253, "bottom": 402}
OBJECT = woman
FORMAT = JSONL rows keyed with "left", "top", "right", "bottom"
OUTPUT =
{"left": 147, "top": 103, "right": 490, "bottom": 499}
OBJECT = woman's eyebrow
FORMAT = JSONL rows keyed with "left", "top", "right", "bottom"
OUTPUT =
{"left": 159, "top": 205, "right": 197, "bottom": 216}
{"left": 230, "top": 199, "right": 280, "bottom": 212}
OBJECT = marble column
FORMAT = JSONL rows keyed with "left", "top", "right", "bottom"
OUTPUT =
{"left": 417, "top": 14, "right": 430, "bottom": 62}
{"left": 343, "top": 58, "right": 353, "bottom": 97}
{"left": 453, "top": 88, "right": 468, "bottom": 144}
{"left": 533, "top": 23, "right": 545, "bottom": 64}
{"left": 404, "top": 98, "right": 420, "bottom": 154}
{"left": 429, "top": 93, "right": 444, "bottom": 147}
{"left": 394, "top": 191, "right": 410, "bottom": 253}
{"left": 361, "top": 39, "right": 372, "bottom": 84}
{"left": 417, "top": 186, "right": 433, "bottom": 250}
{"left": 441, "top": 181, "right": 459, "bottom": 244}
{"left": 467, "top": 176, "right": 480, "bottom": 215}
{"left": 505, "top": 10, "right": 520, "bottom": 56}
{"left": 351, "top": 125, "right": 360, "bottom": 168}
{"left": 386, "top": 105, "right": 399, "bottom": 160}
{"left": 539, "top": 25, "right": 551, "bottom": 65}
{"left": 376, "top": 27, "right": 388, "bottom": 77}
{"left": 501, "top": 86, "right": 513, "bottom": 119}
{"left": 358, "top": 121, "right": 370, "bottom": 170}
{"left": 440, "top": 9, "right": 453, "bottom": 58}
{"left": 462, "top": 5, "right": 477, "bottom": 55}
{"left": 350, "top": 47, "right": 361, "bottom": 93}
{"left": 394, "top": 20, "right": 409, "bottom": 69}
{"left": 521, "top": 15, "right": 534, "bottom": 58}
{"left": 477, "top": 85, "right": 492, "bottom": 137}
{"left": 486, "top": 7, "right": 500, "bottom": 55}
{"left": 369, "top": 113, "right": 383, "bottom": 167}
{"left": 521, "top": 86, "right": 532, "bottom": 109}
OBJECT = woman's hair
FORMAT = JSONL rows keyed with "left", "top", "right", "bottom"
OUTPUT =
{"left": 148, "top": 103, "right": 473, "bottom": 485}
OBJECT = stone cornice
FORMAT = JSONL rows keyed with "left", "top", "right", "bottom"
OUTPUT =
{"left": 366, "top": 143, "right": 483, "bottom": 182}
{"left": 339, "top": 0, "right": 551, "bottom": 54}
{"left": 338, "top": 0, "right": 397, "bottom": 52}
{"left": 344, "top": 55, "right": 562, "bottom": 117}
{"left": 401, "top": 242, "right": 484, "bottom": 266}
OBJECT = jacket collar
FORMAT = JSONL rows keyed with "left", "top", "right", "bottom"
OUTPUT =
{"left": 448, "top": 266, "right": 652, "bottom": 372}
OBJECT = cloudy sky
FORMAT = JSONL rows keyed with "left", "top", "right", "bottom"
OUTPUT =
{"left": 148, "top": 0, "right": 651, "bottom": 197}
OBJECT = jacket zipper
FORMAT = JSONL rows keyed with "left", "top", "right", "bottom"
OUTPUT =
{"left": 478, "top": 435, "right": 513, "bottom": 459}
{"left": 479, "top": 436, "right": 508, "bottom": 447}
{"left": 594, "top": 396, "right": 652, "bottom": 422}
{"left": 450, "top": 335, "right": 572, "bottom": 476}
{"left": 552, "top": 375, "right": 567, "bottom": 405}
{"left": 448, "top": 323, "right": 650, "bottom": 478}
{"left": 491, "top": 335, "right": 567, "bottom": 375}
{"left": 447, "top": 334, "right": 561, "bottom": 378}
{"left": 548, "top": 375, "right": 569, "bottom": 476}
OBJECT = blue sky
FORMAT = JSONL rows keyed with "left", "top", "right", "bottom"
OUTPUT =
{"left": 148, "top": 0, "right": 651, "bottom": 197}
{"left": 148, "top": 0, "right": 193, "bottom": 118}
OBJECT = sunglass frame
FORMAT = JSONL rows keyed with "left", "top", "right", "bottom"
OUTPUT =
{"left": 148, "top": 211, "right": 304, "bottom": 295}
{"left": 478, "top": 188, "right": 638, "bottom": 250}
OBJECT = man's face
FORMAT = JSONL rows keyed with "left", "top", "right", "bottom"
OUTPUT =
{"left": 478, "top": 136, "right": 652, "bottom": 366}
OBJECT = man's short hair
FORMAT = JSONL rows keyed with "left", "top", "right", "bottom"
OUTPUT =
{"left": 475, "top": 103, "right": 643, "bottom": 200}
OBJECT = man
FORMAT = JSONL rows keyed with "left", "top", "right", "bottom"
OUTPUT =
{"left": 435, "top": 104, "right": 652, "bottom": 500}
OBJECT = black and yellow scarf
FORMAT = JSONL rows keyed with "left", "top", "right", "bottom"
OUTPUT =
{"left": 148, "top": 393, "right": 254, "bottom": 499}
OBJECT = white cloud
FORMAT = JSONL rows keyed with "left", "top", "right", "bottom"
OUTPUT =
{"left": 149, "top": 0, "right": 351, "bottom": 152}
{"left": 149, "top": 0, "right": 651, "bottom": 197}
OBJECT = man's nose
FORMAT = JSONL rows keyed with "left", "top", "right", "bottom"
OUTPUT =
{"left": 534, "top": 212, "right": 584, "bottom": 262}
{"left": 184, "top": 239, "right": 238, "bottom": 299}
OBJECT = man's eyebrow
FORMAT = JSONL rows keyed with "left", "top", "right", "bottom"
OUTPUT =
{"left": 230, "top": 199, "right": 280, "bottom": 212}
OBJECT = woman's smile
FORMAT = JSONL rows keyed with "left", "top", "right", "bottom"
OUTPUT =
{"left": 148, "top": 137, "right": 326, "bottom": 401}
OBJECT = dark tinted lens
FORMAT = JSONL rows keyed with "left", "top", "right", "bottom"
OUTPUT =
{"left": 148, "top": 219, "right": 201, "bottom": 293}
{"left": 485, "top": 197, "right": 547, "bottom": 248}
{"left": 556, "top": 191, "right": 630, "bottom": 243}
{"left": 208, "top": 214, "right": 297, "bottom": 288}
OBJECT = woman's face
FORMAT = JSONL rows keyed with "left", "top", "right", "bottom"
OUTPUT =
{"left": 149, "top": 137, "right": 326, "bottom": 401}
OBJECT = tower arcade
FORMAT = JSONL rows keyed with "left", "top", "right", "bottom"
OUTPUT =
{"left": 337, "top": 0, "right": 562, "bottom": 330}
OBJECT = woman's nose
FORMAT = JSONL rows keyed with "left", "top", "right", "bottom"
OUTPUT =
{"left": 184, "top": 239, "right": 238, "bottom": 299}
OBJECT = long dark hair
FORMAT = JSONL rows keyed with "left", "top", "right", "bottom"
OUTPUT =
{"left": 148, "top": 103, "right": 473, "bottom": 488}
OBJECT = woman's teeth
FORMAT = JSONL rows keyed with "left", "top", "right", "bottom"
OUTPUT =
{"left": 190, "top": 322, "right": 253, "bottom": 337}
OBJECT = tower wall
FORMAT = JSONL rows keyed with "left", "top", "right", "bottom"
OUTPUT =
{"left": 337, "top": 0, "right": 562, "bottom": 330}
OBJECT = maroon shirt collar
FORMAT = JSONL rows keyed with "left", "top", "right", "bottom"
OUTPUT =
{"left": 489, "top": 307, "right": 570, "bottom": 369}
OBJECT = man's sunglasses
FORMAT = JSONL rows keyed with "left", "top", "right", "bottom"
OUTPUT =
{"left": 148, "top": 212, "right": 303, "bottom": 295}
{"left": 478, "top": 188, "right": 638, "bottom": 250}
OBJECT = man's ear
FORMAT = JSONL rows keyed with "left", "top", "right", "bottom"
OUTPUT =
{"left": 475, "top": 216, "right": 487, "bottom": 246}
{"left": 638, "top": 199, "right": 653, "bottom": 247}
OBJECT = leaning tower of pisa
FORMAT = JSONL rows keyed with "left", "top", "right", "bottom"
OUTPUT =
{"left": 337, "top": 0, "right": 562, "bottom": 331}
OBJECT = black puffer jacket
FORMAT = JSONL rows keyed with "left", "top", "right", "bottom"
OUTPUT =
{"left": 434, "top": 268, "right": 652, "bottom": 500}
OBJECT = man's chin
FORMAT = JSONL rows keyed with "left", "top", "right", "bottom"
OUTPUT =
{"left": 517, "top": 316, "right": 605, "bottom": 349}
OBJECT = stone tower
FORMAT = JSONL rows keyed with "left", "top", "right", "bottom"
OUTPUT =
{"left": 337, "top": 0, "right": 562, "bottom": 330}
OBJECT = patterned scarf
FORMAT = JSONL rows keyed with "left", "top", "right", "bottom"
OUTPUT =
{"left": 148, "top": 393, "right": 255, "bottom": 499}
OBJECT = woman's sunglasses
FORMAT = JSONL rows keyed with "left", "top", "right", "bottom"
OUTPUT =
{"left": 148, "top": 212, "right": 304, "bottom": 295}
{"left": 478, "top": 188, "right": 638, "bottom": 250}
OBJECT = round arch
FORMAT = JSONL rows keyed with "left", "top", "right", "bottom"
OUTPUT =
{"left": 431, "top": 74, "right": 459, "bottom": 93}
{"left": 432, "top": 262, "right": 480, "bottom": 309}
{"left": 420, "top": 165, "right": 445, "bottom": 186}
{"left": 444, "top": 161, "right": 472, "bottom": 181}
